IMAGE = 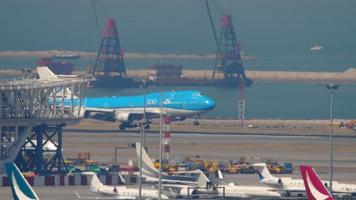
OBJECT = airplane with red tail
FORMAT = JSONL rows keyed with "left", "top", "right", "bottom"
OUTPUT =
{"left": 300, "top": 165, "right": 334, "bottom": 200}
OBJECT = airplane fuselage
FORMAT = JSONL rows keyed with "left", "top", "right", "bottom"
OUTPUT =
{"left": 58, "top": 90, "right": 215, "bottom": 129}
{"left": 97, "top": 185, "right": 167, "bottom": 199}
{"left": 81, "top": 90, "right": 215, "bottom": 116}
{"left": 218, "top": 185, "right": 281, "bottom": 198}
{"left": 263, "top": 177, "right": 356, "bottom": 196}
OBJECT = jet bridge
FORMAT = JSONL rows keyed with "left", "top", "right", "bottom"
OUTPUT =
{"left": 0, "top": 76, "right": 90, "bottom": 174}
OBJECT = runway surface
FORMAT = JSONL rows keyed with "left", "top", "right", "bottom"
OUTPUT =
{"left": 63, "top": 131, "right": 356, "bottom": 180}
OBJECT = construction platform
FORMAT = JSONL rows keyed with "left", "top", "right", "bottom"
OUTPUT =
{"left": 0, "top": 76, "right": 90, "bottom": 174}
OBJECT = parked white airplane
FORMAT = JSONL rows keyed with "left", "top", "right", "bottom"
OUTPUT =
{"left": 136, "top": 144, "right": 281, "bottom": 199}
{"left": 215, "top": 169, "right": 282, "bottom": 199}
{"left": 135, "top": 143, "right": 209, "bottom": 185}
{"left": 6, "top": 162, "right": 165, "bottom": 200}
{"left": 254, "top": 163, "right": 356, "bottom": 196}
{"left": 135, "top": 143, "right": 211, "bottom": 198}
{"left": 83, "top": 171, "right": 169, "bottom": 199}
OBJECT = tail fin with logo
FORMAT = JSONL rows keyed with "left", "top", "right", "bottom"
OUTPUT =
{"left": 300, "top": 165, "right": 334, "bottom": 200}
{"left": 5, "top": 162, "right": 40, "bottom": 200}
{"left": 253, "top": 163, "right": 276, "bottom": 182}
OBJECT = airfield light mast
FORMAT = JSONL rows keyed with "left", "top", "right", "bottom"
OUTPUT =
{"left": 238, "top": 78, "right": 245, "bottom": 127}
{"left": 326, "top": 83, "right": 339, "bottom": 193}
{"left": 158, "top": 91, "right": 163, "bottom": 200}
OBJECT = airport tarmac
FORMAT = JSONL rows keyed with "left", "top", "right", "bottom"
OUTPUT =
{"left": 62, "top": 130, "right": 356, "bottom": 182}
{"left": 0, "top": 174, "right": 354, "bottom": 200}
{"left": 0, "top": 185, "right": 104, "bottom": 200}
{"left": 2, "top": 130, "right": 356, "bottom": 199}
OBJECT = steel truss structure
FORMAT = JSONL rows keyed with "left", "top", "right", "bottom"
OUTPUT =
{"left": 213, "top": 15, "right": 247, "bottom": 80}
{"left": 92, "top": 18, "right": 127, "bottom": 78}
{"left": 15, "top": 124, "right": 67, "bottom": 175}
{"left": 0, "top": 76, "right": 89, "bottom": 174}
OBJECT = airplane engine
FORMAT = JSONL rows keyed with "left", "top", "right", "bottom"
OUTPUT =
{"left": 83, "top": 111, "right": 115, "bottom": 122}
{"left": 277, "top": 178, "right": 282, "bottom": 185}
{"left": 178, "top": 187, "right": 199, "bottom": 199}
{"left": 172, "top": 116, "right": 186, "bottom": 121}
{"left": 115, "top": 112, "right": 131, "bottom": 122}
{"left": 75, "top": 107, "right": 87, "bottom": 118}
{"left": 83, "top": 111, "right": 102, "bottom": 118}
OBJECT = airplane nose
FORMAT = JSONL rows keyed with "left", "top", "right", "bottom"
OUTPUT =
{"left": 204, "top": 96, "right": 216, "bottom": 110}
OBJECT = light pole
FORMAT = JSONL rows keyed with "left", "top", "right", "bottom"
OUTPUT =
{"left": 158, "top": 91, "right": 163, "bottom": 200}
{"left": 138, "top": 80, "right": 146, "bottom": 200}
{"left": 142, "top": 80, "right": 147, "bottom": 147}
{"left": 326, "top": 83, "right": 338, "bottom": 193}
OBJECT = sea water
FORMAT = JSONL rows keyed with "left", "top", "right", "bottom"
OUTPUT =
{"left": 1, "top": 0, "right": 356, "bottom": 119}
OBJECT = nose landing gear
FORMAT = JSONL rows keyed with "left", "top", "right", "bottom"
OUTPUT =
{"left": 193, "top": 116, "right": 200, "bottom": 126}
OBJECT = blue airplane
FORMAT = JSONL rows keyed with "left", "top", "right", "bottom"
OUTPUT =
{"left": 37, "top": 67, "right": 216, "bottom": 130}
{"left": 6, "top": 162, "right": 40, "bottom": 200}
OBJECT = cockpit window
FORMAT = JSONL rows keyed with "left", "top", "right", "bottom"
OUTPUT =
{"left": 193, "top": 92, "right": 202, "bottom": 97}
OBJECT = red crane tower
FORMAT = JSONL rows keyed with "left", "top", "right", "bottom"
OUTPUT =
{"left": 92, "top": 18, "right": 127, "bottom": 78}
{"left": 214, "top": 15, "right": 247, "bottom": 126}
{"left": 213, "top": 15, "right": 247, "bottom": 80}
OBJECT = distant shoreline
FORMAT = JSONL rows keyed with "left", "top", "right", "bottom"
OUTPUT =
{"left": 0, "top": 50, "right": 255, "bottom": 60}
{"left": 1, "top": 68, "right": 356, "bottom": 83}
{"left": 1, "top": 50, "right": 356, "bottom": 82}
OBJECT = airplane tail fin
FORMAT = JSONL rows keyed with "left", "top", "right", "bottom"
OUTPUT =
{"left": 118, "top": 173, "right": 126, "bottom": 184}
{"left": 135, "top": 143, "right": 160, "bottom": 178}
{"left": 253, "top": 163, "right": 275, "bottom": 181}
{"left": 197, "top": 170, "right": 210, "bottom": 188}
{"left": 37, "top": 66, "right": 58, "bottom": 80}
{"left": 217, "top": 169, "right": 224, "bottom": 180}
{"left": 5, "top": 162, "right": 40, "bottom": 200}
{"left": 82, "top": 172, "right": 103, "bottom": 192}
{"left": 256, "top": 169, "right": 265, "bottom": 182}
{"left": 300, "top": 165, "right": 334, "bottom": 200}
{"left": 37, "top": 66, "right": 78, "bottom": 99}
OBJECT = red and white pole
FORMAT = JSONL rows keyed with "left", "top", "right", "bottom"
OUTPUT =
{"left": 163, "top": 116, "right": 171, "bottom": 160}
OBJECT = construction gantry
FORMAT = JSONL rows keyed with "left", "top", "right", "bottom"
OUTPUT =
{"left": 213, "top": 15, "right": 247, "bottom": 80}
{"left": 0, "top": 76, "right": 90, "bottom": 174}
{"left": 92, "top": 18, "right": 127, "bottom": 78}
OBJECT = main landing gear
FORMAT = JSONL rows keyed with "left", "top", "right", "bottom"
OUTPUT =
{"left": 119, "top": 118, "right": 152, "bottom": 130}
{"left": 193, "top": 116, "right": 200, "bottom": 126}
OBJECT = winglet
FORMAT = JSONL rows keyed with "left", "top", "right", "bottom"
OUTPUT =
{"left": 5, "top": 162, "right": 40, "bottom": 200}
{"left": 300, "top": 165, "right": 334, "bottom": 200}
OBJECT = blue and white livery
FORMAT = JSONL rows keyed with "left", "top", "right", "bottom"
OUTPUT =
{"left": 5, "top": 162, "right": 40, "bottom": 200}
{"left": 37, "top": 67, "right": 216, "bottom": 130}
